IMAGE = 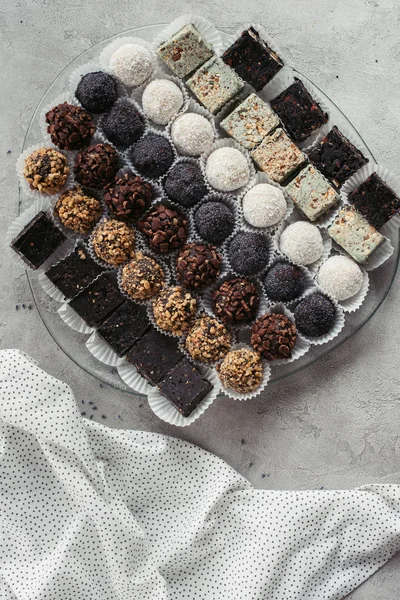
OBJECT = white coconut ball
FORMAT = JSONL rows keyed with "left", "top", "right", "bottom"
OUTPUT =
{"left": 243, "top": 183, "right": 287, "bottom": 228}
{"left": 318, "top": 255, "right": 364, "bottom": 301}
{"left": 109, "top": 44, "right": 152, "bottom": 87}
{"left": 171, "top": 113, "right": 214, "bottom": 156}
{"left": 142, "top": 79, "right": 184, "bottom": 125}
{"left": 280, "top": 221, "right": 324, "bottom": 266}
{"left": 205, "top": 147, "right": 250, "bottom": 192}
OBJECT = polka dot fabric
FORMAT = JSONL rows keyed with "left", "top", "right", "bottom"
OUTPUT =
{"left": 1, "top": 349, "right": 400, "bottom": 600}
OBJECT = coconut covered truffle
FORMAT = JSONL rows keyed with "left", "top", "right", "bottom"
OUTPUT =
{"left": 23, "top": 148, "right": 69, "bottom": 194}
{"left": 138, "top": 203, "right": 188, "bottom": 253}
{"left": 164, "top": 162, "right": 207, "bottom": 208}
{"left": 74, "top": 143, "right": 119, "bottom": 190}
{"left": 171, "top": 112, "right": 214, "bottom": 157}
{"left": 101, "top": 101, "right": 145, "bottom": 149}
{"left": 75, "top": 71, "right": 118, "bottom": 114}
{"left": 185, "top": 315, "right": 231, "bottom": 364}
{"left": 152, "top": 286, "right": 197, "bottom": 336}
{"left": 251, "top": 313, "right": 297, "bottom": 360}
{"left": 109, "top": 43, "right": 152, "bottom": 87}
{"left": 294, "top": 292, "right": 336, "bottom": 338}
{"left": 194, "top": 201, "right": 235, "bottom": 245}
{"left": 130, "top": 133, "right": 174, "bottom": 180}
{"left": 228, "top": 231, "right": 269, "bottom": 276}
{"left": 205, "top": 147, "right": 250, "bottom": 192}
{"left": 54, "top": 186, "right": 102, "bottom": 233}
{"left": 280, "top": 221, "right": 324, "bottom": 266}
{"left": 318, "top": 255, "right": 364, "bottom": 301}
{"left": 263, "top": 261, "right": 307, "bottom": 302}
{"left": 243, "top": 183, "right": 287, "bottom": 228}
{"left": 217, "top": 348, "right": 263, "bottom": 394}
{"left": 213, "top": 278, "right": 259, "bottom": 326}
{"left": 45, "top": 102, "right": 95, "bottom": 151}
{"left": 91, "top": 219, "right": 136, "bottom": 266}
{"left": 120, "top": 252, "right": 165, "bottom": 300}
{"left": 142, "top": 79, "right": 184, "bottom": 125}
{"left": 104, "top": 173, "right": 152, "bottom": 221}
{"left": 176, "top": 243, "right": 222, "bottom": 290}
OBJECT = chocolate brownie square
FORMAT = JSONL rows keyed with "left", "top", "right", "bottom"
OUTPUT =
{"left": 10, "top": 211, "right": 66, "bottom": 270}
{"left": 307, "top": 126, "right": 369, "bottom": 188}
{"left": 328, "top": 206, "right": 385, "bottom": 264}
{"left": 270, "top": 78, "right": 328, "bottom": 142}
{"left": 348, "top": 172, "right": 400, "bottom": 229}
{"left": 158, "top": 358, "right": 212, "bottom": 417}
{"left": 97, "top": 301, "right": 150, "bottom": 357}
{"left": 222, "top": 26, "right": 283, "bottom": 91}
{"left": 69, "top": 273, "right": 125, "bottom": 328}
{"left": 45, "top": 244, "right": 104, "bottom": 299}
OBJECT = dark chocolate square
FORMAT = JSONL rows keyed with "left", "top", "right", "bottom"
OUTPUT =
{"left": 69, "top": 273, "right": 125, "bottom": 328}
{"left": 126, "top": 327, "right": 183, "bottom": 386}
{"left": 221, "top": 26, "right": 284, "bottom": 91}
{"left": 307, "top": 126, "right": 369, "bottom": 188}
{"left": 270, "top": 78, "right": 328, "bottom": 142}
{"left": 10, "top": 211, "right": 66, "bottom": 270}
{"left": 158, "top": 358, "right": 212, "bottom": 417}
{"left": 97, "top": 301, "right": 150, "bottom": 357}
{"left": 45, "top": 245, "right": 105, "bottom": 299}
{"left": 348, "top": 172, "right": 400, "bottom": 229}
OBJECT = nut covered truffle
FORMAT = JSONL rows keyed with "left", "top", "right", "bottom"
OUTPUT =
{"left": 24, "top": 147, "right": 69, "bottom": 194}
{"left": 185, "top": 315, "right": 231, "bottom": 364}
{"left": 213, "top": 278, "right": 259, "bottom": 325}
{"left": 74, "top": 143, "right": 119, "bottom": 190}
{"left": 45, "top": 102, "right": 95, "bottom": 150}
{"left": 138, "top": 203, "right": 188, "bottom": 253}
{"left": 91, "top": 219, "right": 136, "bottom": 266}
{"left": 104, "top": 173, "right": 152, "bottom": 221}
{"left": 152, "top": 286, "right": 197, "bottom": 336}
{"left": 54, "top": 186, "right": 102, "bottom": 233}
{"left": 176, "top": 243, "right": 222, "bottom": 289}
{"left": 120, "top": 251, "right": 165, "bottom": 300}
{"left": 251, "top": 313, "right": 297, "bottom": 360}
{"left": 217, "top": 348, "right": 263, "bottom": 394}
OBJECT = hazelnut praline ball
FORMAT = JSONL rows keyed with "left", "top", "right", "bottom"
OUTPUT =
{"left": 318, "top": 255, "right": 363, "bottom": 301}
{"left": 205, "top": 147, "right": 250, "bottom": 192}
{"left": 194, "top": 201, "right": 235, "bottom": 245}
{"left": 75, "top": 71, "right": 118, "bottom": 114}
{"left": 185, "top": 315, "right": 231, "bottom": 364}
{"left": 109, "top": 43, "right": 152, "bottom": 87}
{"left": 228, "top": 231, "right": 269, "bottom": 276}
{"left": 91, "top": 219, "right": 136, "bottom": 267}
{"left": 120, "top": 252, "right": 165, "bottom": 300}
{"left": 294, "top": 292, "right": 336, "bottom": 338}
{"left": 243, "top": 183, "right": 287, "bottom": 228}
{"left": 217, "top": 348, "right": 263, "bottom": 394}
{"left": 152, "top": 286, "right": 197, "bottom": 336}
{"left": 23, "top": 147, "right": 69, "bottom": 194}
{"left": 164, "top": 162, "right": 207, "bottom": 208}
{"left": 279, "top": 221, "right": 324, "bottom": 266}
{"left": 142, "top": 79, "right": 184, "bottom": 125}
{"left": 171, "top": 112, "right": 214, "bottom": 156}
{"left": 54, "top": 186, "right": 102, "bottom": 233}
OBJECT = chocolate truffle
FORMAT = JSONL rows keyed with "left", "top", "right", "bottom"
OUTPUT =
{"left": 152, "top": 285, "right": 197, "bottom": 336}
{"left": 348, "top": 172, "right": 400, "bottom": 229}
{"left": 24, "top": 147, "right": 69, "bottom": 194}
{"left": 217, "top": 348, "right": 263, "bottom": 394}
{"left": 75, "top": 71, "right": 118, "bottom": 114}
{"left": 130, "top": 133, "right": 174, "bottom": 180}
{"left": 156, "top": 24, "right": 214, "bottom": 79}
{"left": 176, "top": 243, "right": 222, "bottom": 289}
{"left": 279, "top": 222, "right": 324, "bottom": 266}
{"left": 104, "top": 173, "right": 152, "bottom": 221}
{"left": 194, "top": 201, "right": 235, "bottom": 245}
{"left": 10, "top": 211, "right": 66, "bottom": 270}
{"left": 158, "top": 358, "right": 212, "bottom": 418}
{"left": 74, "top": 143, "right": 119, "bottom": 189}
{"left": 318, "top": 255, "right": 363, "bottom": 301}
{"left": 185, "top": 315, "right": 231, "bottom": 364}
{"left": 91, "top": 219, "right": 136, "bottom": 267}
{"left": 101, "top": 101, "right": 145, "bottom": 149}
{"left": 243, "top": 183, "right": 287, "bottom": 228}
{"left": 163, "top": 162, "right": 207, "bottom": 208}
{"left": 213, "top": 278, "right": 259, "bottom": 325}
{"left": 294, "top": 293, "right": 336, "bottom": 338}
{"left": 138, "top": 203, "right": 188, "bottom": 253}
{"left": 109, "top": 43, "right": 152, "bottom": 87}
{"left": 142, "top": 79, "right": 184, "bottom": 125}
{"left": 45, "top": 245, "right": 104, "bottom": 299}
{"left": 251, "top": 313, "right": 297, "bottom": 360}
{"left": 171, "top": 112, "right": 214, "bottom": 157}
{"left": 228, "top": 231, "right": 270, "bottom": 276}
{"left": 263, "top": 262, "right": 306, "bottom": 302}
{"left": 120, "top": 252, "right": 165, "bottom": 300}
{"left": 45, "top": 102, "right": 95, "bottom": 150}
{"left": 205, "top": 147, "right": 250, "bottom": 192}
{"left": 54, "top": 186, "right": 102, "bottom": 233}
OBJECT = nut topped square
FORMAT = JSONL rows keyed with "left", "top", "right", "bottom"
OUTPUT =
{"left": 286, "top": 164, "right": 340, "bottom": 221}
{"left": 250, "top": 127, "right": 306, "bottom": 184}
{"left": 328, "top": 206, "right": 385, "bottom": 264}
{"left": 156, "top": 24, "right": 214, "bottom": 78}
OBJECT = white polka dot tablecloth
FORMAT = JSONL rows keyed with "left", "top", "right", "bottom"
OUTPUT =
{"left": 1, "top": 349, "right": 400, "bottom": 600}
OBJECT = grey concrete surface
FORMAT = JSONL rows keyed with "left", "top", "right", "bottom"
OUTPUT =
{"left": 1, "top": 0, "right": 400, "bottom": 597}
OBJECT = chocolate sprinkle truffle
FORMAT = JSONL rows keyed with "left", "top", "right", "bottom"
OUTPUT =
{"left": 120, "top": 252, "right": 165, "bottom": 300}
{"left": 213, "top": 278, "right": 259, "bottom": 325}
{"left": 185, "top": 315, "right": 231, "bottom": 364}
{"left": 104, "top": 173, "right": 152, "bottom": 221}
{"left": 217, "top": 348, "right": 263, "bottom": 394}
{"left": 318, "top": 255, "right": 363, "bottom": 301}
{"left": 74, "top": 143, "right": 119, "bottom": 190}
{"left": 109, "top": 43, "right": 152, "bottom": 87}
{"left": 152, "top": 286, "right": 197, "bottom": 336}
{"left": 228, "top": 231, "right": 269, "bottom": 276}
{"left": 130, "top": 133, "right": 174, "bottom": 180}
{"left": 23, "top": 147, "right": 69, "bottom": 194}
{"left": 194, "top": 201, "right": 235, "bottom": 245}
{"left": 251, "top": 313, "right": 297, "bottom": 360}
{"left": 139, "top": 203, "right": 187, "bottom": 253}
{"left": 142, "top": 79, "right": 184, "bottom": 125}
{"left": 263, "top": 261, "right": 307, "bottom": 302}
{"left": 176, "top": 243, "right": 222, "bottom": 289}
{"left": 54, "top": 186, "right": 102, "bottom": 233}
{"left": 45, "top": 102, "right": 95, "bottom": 150}
{"left": 171, "top": 112, "right": 214, "bottom": 157}
{"left": 164, "top": 162, "right": 207, "bottom": 208}
{"left": 75, "top": 71, "right": 118, "bottom": 114}
{"left": 91, "top": 219, "right": 136, "bottom": 267}
{"left": 294, "top": 292, "right": 336, "bottom": 338}
{"left": 101, "top": 101, "right": 145, "bottom": 149}
{"left": 279, "top": 221, "right": 324, "bottom": 266}
{"left": 205, "top": 147, "right": 250, "bottom": 192}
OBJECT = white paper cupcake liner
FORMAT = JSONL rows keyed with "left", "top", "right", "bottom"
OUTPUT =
{"left": 57, "top": 302, "right": 94, "bottom": 335}
{"left": 315, "top": 256, "right": 370, "bottom": 313}
{"left": 223, "top": 228, "right": 273, "bottom": 279}
{"left": 117, "top": 360, "right": 153, "bottom": 395}
{"left": 166, "top": 98, "right": 219, "bottom": 157}
{"left": 68, "top": 61, "right": 127, "bottom": 110}
{"left": 190, "top": 191, "right": 241, "bottom": 246}
{"left": 97, "top": 97, "right": 150, "bottom": 154}
{"left": 85, "top": 331, "right": 126, "bottom": 367}
{"left": 117, "top": 248, "right": 171, "bottom": 306}
{"left": 99, "top": 37, "right": 157, "bottom": 92}
{"left": 146, "top": 289, "right": 200, "bottom": 339}
{"left": 292, "top": 288, "right": 346, "bottom": 346}
{"left": 216, "top": 342, "right": 271, "bottom": 401}
{"left": 87, "top": 215, "right": 137, "bottom": 271}
{"left": 261, "top": 254, "right": 316, "bottom": 306}
{"left": 39, "top": 92, "right": 86, "bottom": 150}
{"left": 132, "top": 74, "right": 190, "bottom": 131}
{"left": 125, "top": 127, "right": 178, "bottom": 183}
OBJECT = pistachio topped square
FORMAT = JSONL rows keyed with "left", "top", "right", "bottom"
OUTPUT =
{"left": 220, "top": 93, "right": 279, "bottom": 149}
{"left": 328, "top": 206, "right": 385, "bottom": 264}
{"left": 250, "top": 127, "right": 306, "bottom": 183}
{"left": 157, "top": 24, "right": 214, "bottom": 78}
{"left": 286, "top": 165, "right": 340, "bottom": 221}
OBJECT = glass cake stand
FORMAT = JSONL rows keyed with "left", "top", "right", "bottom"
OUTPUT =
{"left": 20, "top": 24, "right": 399, "bottom": 396}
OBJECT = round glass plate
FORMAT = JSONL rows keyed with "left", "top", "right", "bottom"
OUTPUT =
{"left": 21, "top": 24, "right": 399, "bottom": 396}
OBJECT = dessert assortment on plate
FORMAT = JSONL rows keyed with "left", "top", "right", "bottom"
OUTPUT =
{"left": 8, "top": 15, "right": 400, "bottom": 426}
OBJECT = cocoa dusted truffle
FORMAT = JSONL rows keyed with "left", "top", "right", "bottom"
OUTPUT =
{"left": 213, "top": 278, "right": 259, "bottom": 325}
{"left": 101, "top": 101, "right": 146, "bottom": 149}
{"left": 228, "top": 231, "right": 269, "bottom": 276}
{"left": 176, "top": 243, "right": 222, "bottom": 289}
{"left": 138, "top": 203, "right": 188, "bottom": 254}
{"left": 120, "top": 252, "right": 165, "bottom": 300}
{"left": 217, "top": 348, "right": 263, "bottom": 394}
{"left": 251, "top": 313, "right": 297, "bottom": 360}
{"left": 74, "top": 143, "right": 119, "bottom": 190}
{"left": 152, "top": 286, "right": 197, "bottom": 336}
{"left": 164, "top": 162, "right": 207, "bottom": 208}
{"left": 45, "top": 102, "right": 95, "bottom": 150}
{"left": 185, "top": 315, "right": 231, "bottom": 364}
{"left": 104, "top": 173, "right": 152, "bottom": 221}
{"left": 194, "top": 201, "right": 235, "bottom": 245}
{"left": 91, "top": 219, "right": 136, "bottom": 267}
{"left": 75, "top": 71, "right": 118, "bottom": 114}
{"left": 54, "top": 186, "right": 102, "bottom": 233}
{"left": 130, "top": 133, "right": 174, "bottom": 180}
{"left": 24, "top": 147, "right": 69, "bottom": 194}
{"left": 294, "top": 292, "right": 336, "bottom": 338}
{"left": 263, "top": 262, "right": 307, "bottom": 302}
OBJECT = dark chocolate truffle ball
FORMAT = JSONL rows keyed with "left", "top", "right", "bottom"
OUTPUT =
{"left": 213, "top": 278, "right": 259, "bottom": 325}
{"left": 176, "top": 243, "right": 222, "bottom": 289}
{"left": 104, "top": 173, "right": 153, "bottom": 221}
{"left": 294, "top": 292, "right": 336, "bottom": 338}
{"left": 164, "top": 162, "right": 207, "bottom": 207}
{"left": 130, "top": 133, "right": 174, "bottom": 179}
{"left": 74, "top": 143, "right": 119, "bottom": 189}
{"left": 45, "top": 102, "right": 95, "bottom": 150}
{"left": 138, "top": 203, "right": 188, "bottom": 253}
{"left": 75, "top": 71, "right": 118, "bottom": 114}
{"left": 195, "top": 201, "right": 235, "bottom": 245}
{"left": 251, "top": 313, "right": 297, "bottom": 360}
{"left": 228, "top": 231, "right": 269, "bottom": 276}
{"left": 101, "top": 101, "right": 145, "bottom": 149}
{"left": 263, "top": 262, "right": 307, "bottom": 302}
